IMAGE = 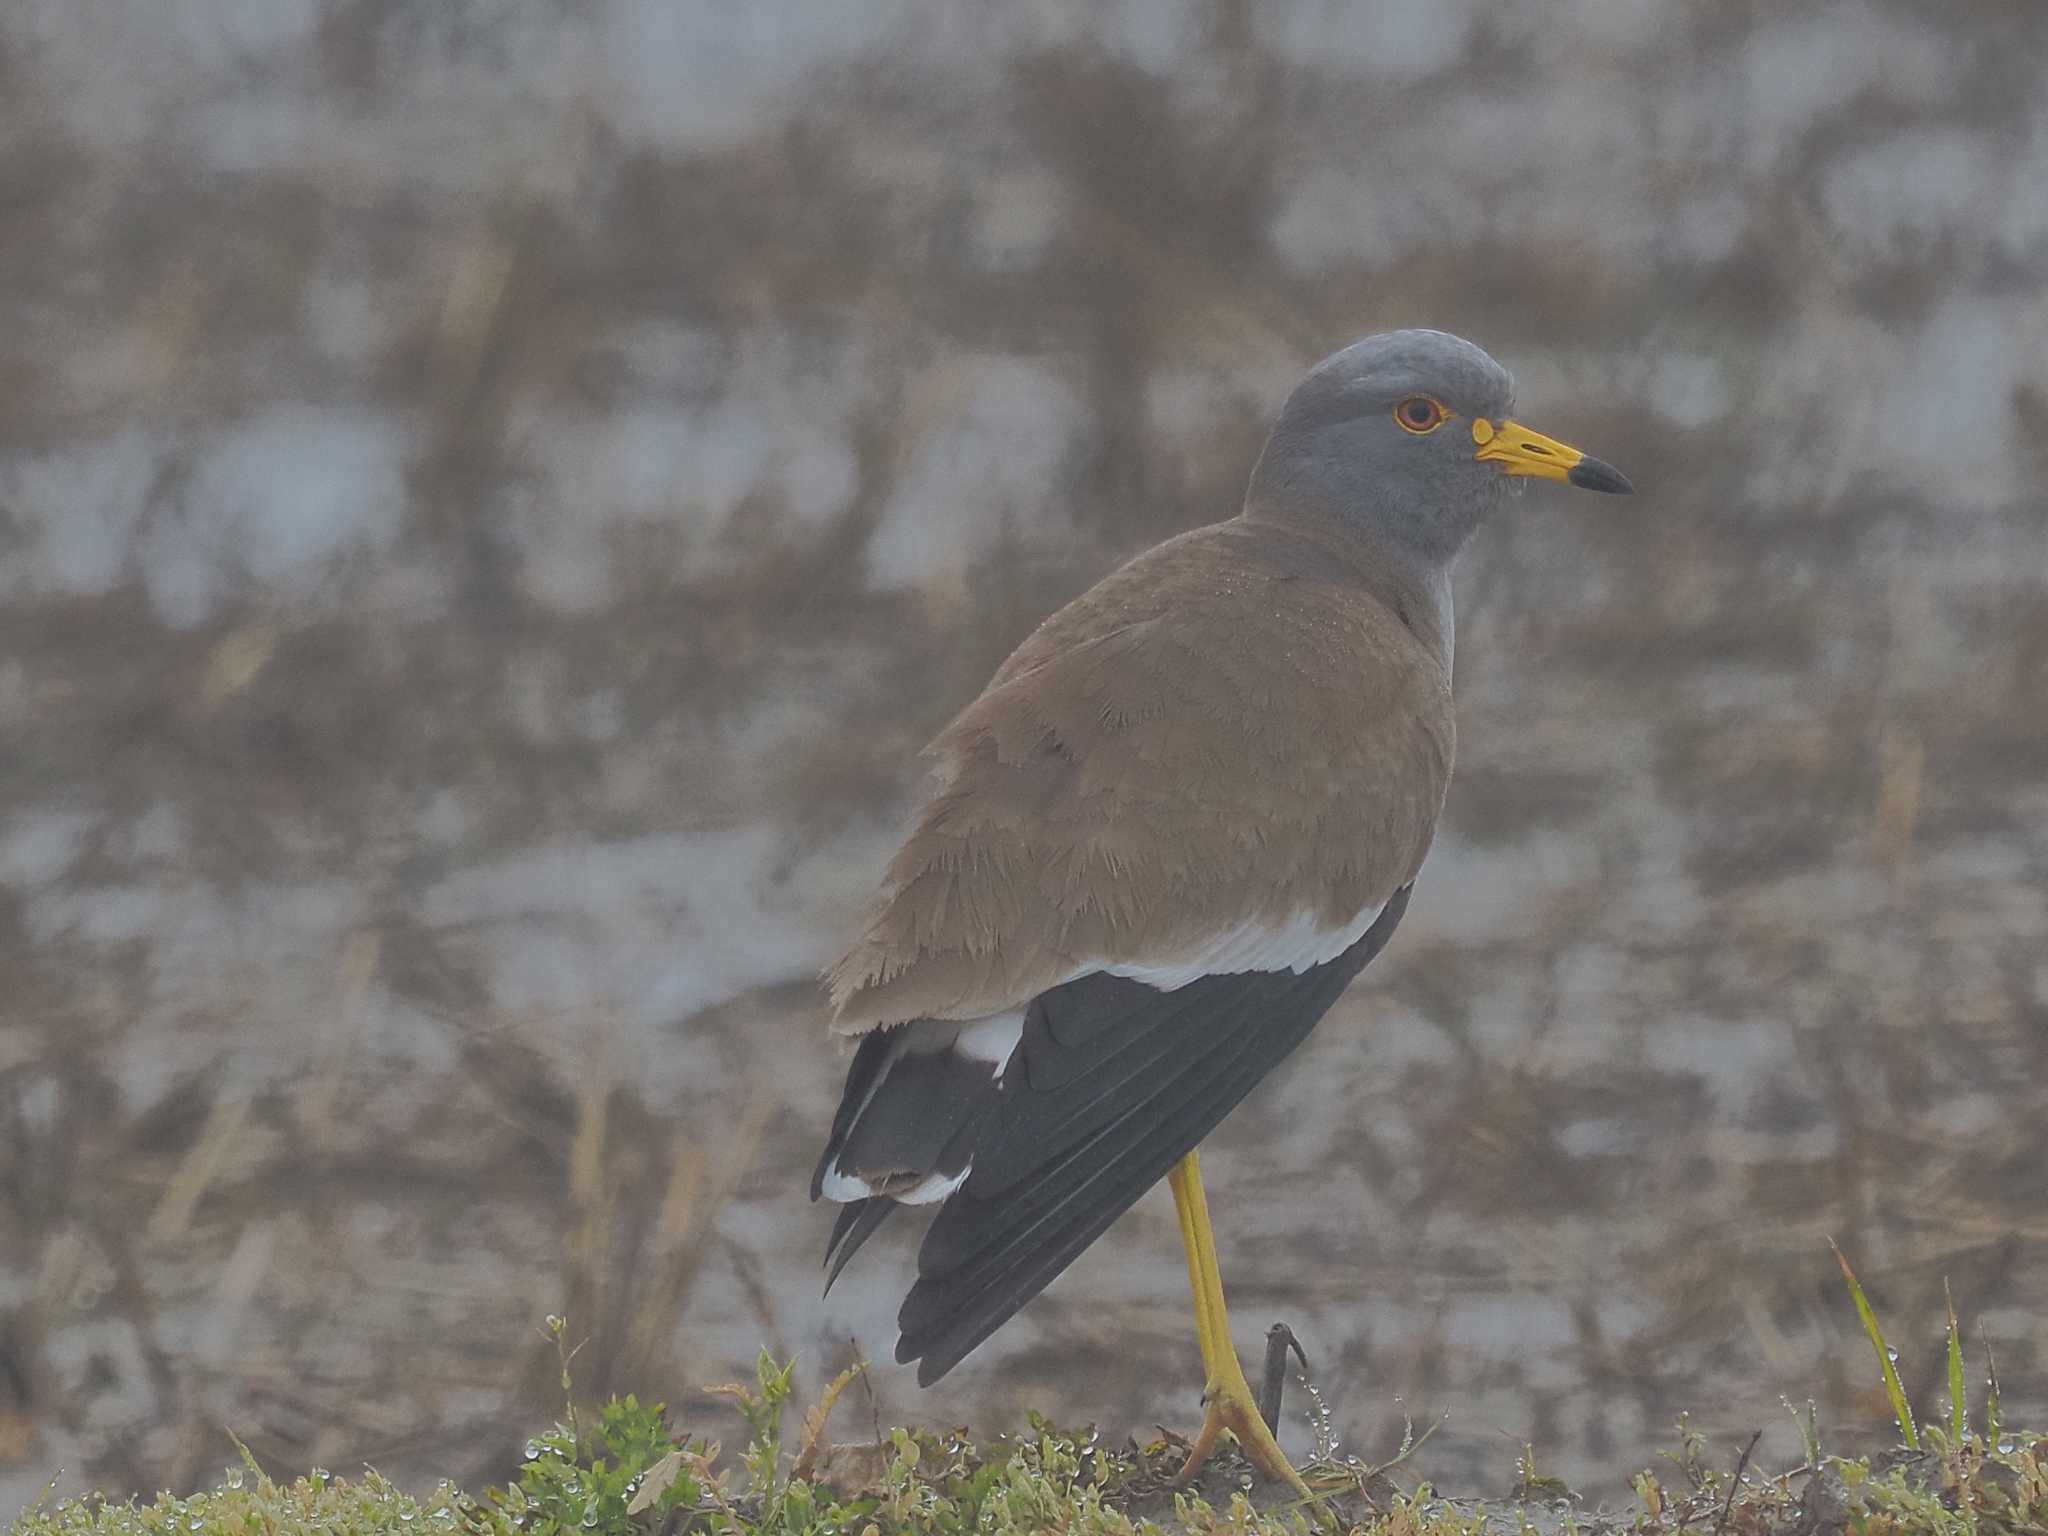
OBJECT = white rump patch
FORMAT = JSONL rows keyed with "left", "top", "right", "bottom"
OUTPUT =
{"left": 1095, "top": 901, "right": 1387, "bottom": 992}
{"left": 953, "top": 1009, "right": 1024, "bottom": 1067}
{"left": 819, "top": 1163, "right": 970, "bottom": 1212}
{"left": 817, "top": 1010, "right": 1021, "bottom": 1204}
{"left": 820, "top": 1159, "right": 971, "bottom": 1206}
{"left": 891, "top": 1166, "right": 971, "bottom": 1205}
{"left": 818, "top": 1164, "right": 877, "bottom": 1202}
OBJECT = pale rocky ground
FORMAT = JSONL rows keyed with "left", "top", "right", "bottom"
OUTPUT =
{"left": 2, "top": 0, "right": 2046, "bottom": 1515}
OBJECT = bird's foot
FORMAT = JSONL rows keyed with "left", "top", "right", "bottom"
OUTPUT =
{"left": 1173, "top": 1360, "right": 1311, "bottom": 1500}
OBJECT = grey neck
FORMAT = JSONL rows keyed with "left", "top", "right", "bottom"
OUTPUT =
{"left": 1242, "top": 468, "right": 1461, "bottom": 680}
{"left": 1369, "top": 549, "right": 1456, "bottom": 681}
{"left": 1424, "top": 564, "right": 1456, "bottom": 682}
{"left": 1246, "top": 425, "right": 1495, "bottom": 567}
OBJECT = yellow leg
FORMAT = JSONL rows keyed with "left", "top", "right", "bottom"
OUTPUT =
{"left": 1166, "top": 1149, "right": 1311, "bottom": 1498}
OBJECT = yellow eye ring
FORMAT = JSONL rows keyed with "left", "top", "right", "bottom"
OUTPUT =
{"left": 1393, "top": 396, "right": 1448, "bottom": 434}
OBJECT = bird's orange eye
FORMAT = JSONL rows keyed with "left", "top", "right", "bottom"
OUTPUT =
{"left": 1394, "top": 396, "right": 1447, "bottom": 434}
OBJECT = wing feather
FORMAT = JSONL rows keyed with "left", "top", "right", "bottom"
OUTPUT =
{"left": 894, "top": 887, "right": 1410, "bottom": 1382}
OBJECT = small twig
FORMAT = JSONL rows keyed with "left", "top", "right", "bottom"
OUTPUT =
{"left": 1259, "top": 1322, "right": 1309, "bottom": 1433}
{"left": 854, "top": 1337, "right": 882, "bottom": 1448}
{"left": 1366, "top": 1407, "right": 1449, "bottom": 1484}
{"left": 1714, "top": 1430, "right": 1763, "bottom": 1536}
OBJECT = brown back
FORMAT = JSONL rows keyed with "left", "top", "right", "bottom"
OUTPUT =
{"left": 827, "top": 516, "right": 1456, "bottom": 1032}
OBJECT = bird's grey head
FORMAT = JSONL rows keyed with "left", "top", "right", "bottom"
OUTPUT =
{"left": 1246, "top": 329, "right": 1629, "bottom": 570}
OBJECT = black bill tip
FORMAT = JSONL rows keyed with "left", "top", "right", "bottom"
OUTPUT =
{"left": 1567, "top": 455, "right": 1633, "bottom": 495}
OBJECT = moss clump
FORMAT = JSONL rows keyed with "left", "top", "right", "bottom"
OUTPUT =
{"left": 9, "top": 1331, "right": 2043, "bottom": 1536}
{"left": 6, "top": 1465, "right": 484, "bottom": 1536}
{"left": 11, "top": 1432, "right": 2045, "bottom": 1536}
{"left": 9, "top": 1369, "right": 2042, "bottom": 1536}
{"left": 1621, "top": 1430, "right": 2048, "bottom": 1536}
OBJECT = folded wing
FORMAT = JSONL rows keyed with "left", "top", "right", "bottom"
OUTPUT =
{"left": 816, "top": 888, "right": 1410, "bottom": 1383}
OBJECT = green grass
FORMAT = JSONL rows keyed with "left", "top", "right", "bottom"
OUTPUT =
{"left": 9, "top": 1273, "right": 2044, "bottom": 1536}
{"left": 11, "top": 1399, "right": 2042, "bottom": 1536}
{"left": 1829, "top": 1238, "right": 1919, "bottom": 1451}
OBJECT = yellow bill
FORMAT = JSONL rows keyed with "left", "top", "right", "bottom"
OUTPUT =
{"left": 1472, "top": 417, "right": 1632, "bottom": 493}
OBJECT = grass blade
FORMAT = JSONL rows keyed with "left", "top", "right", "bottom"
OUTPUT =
{"left": 792, "top": 1356, "right": 868, "bottom": 1483}
{"left": 1944, "top": 1279, "right": 1967, "bottom": 1443}
{"left": 1828, "top": 1237, "right": 1918, "bottom": 1450}
{"left": 1984, "top": 1333, "right": 2003, "bottom": 1446}
{"left": 1780, "top": 1395, "right": 1820, "bottom": 1468}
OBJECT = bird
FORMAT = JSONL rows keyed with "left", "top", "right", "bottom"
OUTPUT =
{"left": 810, "top": 329, "right": 1631, "bottom": 1494}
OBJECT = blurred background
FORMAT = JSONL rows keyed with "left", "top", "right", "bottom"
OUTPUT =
{"left": 3, "top": 0, "right": 2045, "bottom": 1513}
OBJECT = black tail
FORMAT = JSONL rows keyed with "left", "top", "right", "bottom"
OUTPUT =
{"left": 813, "top": 886, "right": 1411, "bottom": 1383}
{"left": 811, "top": 1019, "right": 1011, "bottom": 1286}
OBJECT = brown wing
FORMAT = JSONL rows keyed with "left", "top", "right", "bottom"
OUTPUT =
{"left": 826, "top": 520, "right": 1454, "bottom": 1032}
